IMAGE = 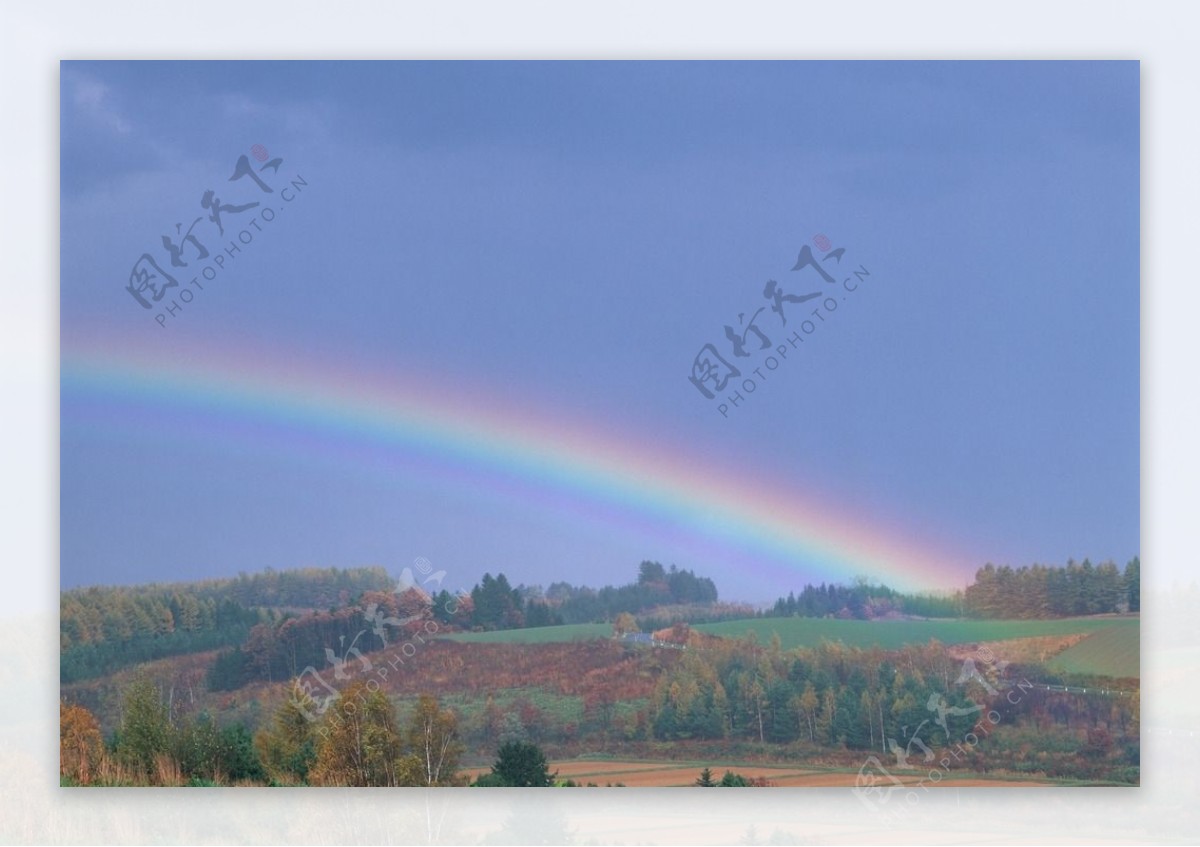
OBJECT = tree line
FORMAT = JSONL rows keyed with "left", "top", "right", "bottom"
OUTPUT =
{"left": 963, "top": 558, "right": 1139, "bottom": 619}
{"left": 61, "top": 567, "right": 396, "bottom": 683}
{"left": 61, "top": 675, "right": 467, "bottom": 787}
{"left": 454, "top": 561, "right": 720, "bottom": 632}
{"left": 540, "top": 561, "right": 719, "bottom": 625}
{"left": 766, "top": 580, "right": 960, "bottom": 620}
{"left": 644, "top": 635, "right": 1138, "bottom": 781}
{"left": 765, "top": 557, "right": 1141, "bottom": 622}
{"left": 62, "top": 676, "right": 579, "bottom": 788}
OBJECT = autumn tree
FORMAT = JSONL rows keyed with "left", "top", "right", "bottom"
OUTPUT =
{"left": 255, "top": 696, "right": 318, "bottom": 785}
{"left": 309, "top": 680, "right": 404, "bottom": 786}
{"left": 797, "top": 682, "right": 818, "bottom": 743}
{"left": 612, "top": 612, "right": 639, "bottom": 637}
{"left": 60, "top": 701, "right": 104, "bottom": 785}
{"left": 404, "top": 694, "right": 464, "bottom": 786}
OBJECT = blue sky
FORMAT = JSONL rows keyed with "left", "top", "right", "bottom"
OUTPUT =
{"left": 60, "top": 61, "right": 1139, "bottom": 602}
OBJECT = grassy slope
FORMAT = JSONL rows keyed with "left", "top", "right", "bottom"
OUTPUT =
{"left": 1046, "top": 625, "right": 1140, "bottom": 678}
{"left": 438, "top": 622, "right": 612, "bottom": 643}
{"left": 694, "top": 615, "right": 1138, "bottom": 651}
{"left": 439, "top": 616, "right": 1139, "bottom": 659}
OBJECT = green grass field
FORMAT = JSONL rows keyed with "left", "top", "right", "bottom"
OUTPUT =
{"left": 438, "top": 615, "right": 1139, "bottom": 656}
{"left": 438, "top": 622, "right": 612, "bottom": 644}
{"left": 1047, "top": 625, "right": 1140, "bottom": 678}
{"left": 693, "top": 615, "right": 1139, "bottom": 651}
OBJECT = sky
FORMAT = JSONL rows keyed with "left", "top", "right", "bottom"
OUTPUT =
{"left": 59, "top": 61, "right": 1140, "bottom": 603}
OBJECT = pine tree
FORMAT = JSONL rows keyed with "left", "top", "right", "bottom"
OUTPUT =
{"left": 488, "top": 741, "right": 554, "bottom": 786}
{"left": 1125, "top": 557, "right": 1140, "bottom": 612}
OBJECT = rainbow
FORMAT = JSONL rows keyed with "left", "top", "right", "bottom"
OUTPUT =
{"left": 61, "top": 331, "right": 975, "bottom": 593}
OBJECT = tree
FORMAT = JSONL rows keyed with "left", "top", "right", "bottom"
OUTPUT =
{"left": 638, "top": 561, "right": 666, "bottom": 585}
{"left": 471, "top": 573, "right": 524, "bottom": 630}
{"left": 1125, "top": 557, "right": 1140, "bottom": 612}
{"left": 524, "top": 600, "right": 561, "bottom": 628}
{"left": 719, "top": 769, "right": 751, "bottom": 786}
{"left": 404, "top": 694, "right": 464, "bottom": 786}
{"left": 1095, "top": 561, "right": 1123, "bottom": 613}
{"left": 816, "top": 688, "right": 837, "bottom": 744}
{"left": 695, "top": 767, "right": 716, "bottom": 787}
{"left": 798, "top": 682, "right": 818, "bottom": 742}
{"left": 60, "top": 702, "right": 104, "bottom": 785}
{"left": 256, "top": 696, "right": 318, "bottom": 785}
{"left": 309, "top": 680, "right": 404, "bottom": 786}
{"left": 744, "top": 678, "right": 767, "bottom": 743}
{"left": 218, "top": 723, "right": 266, "bottom": 783}
{"left": 176, "top": 715, "right": 266, "bottom": 783}
{"left": 115, "top": 674, "right": 172, "bottom": 778}
{"left": 487, "top": 741, "right": 554, "bottom": 787}
{"left": 174, "top": 713, "right": 223, "bottom": 781}
{"left": 612, "top": 612, "right": 639, "bottom": 637}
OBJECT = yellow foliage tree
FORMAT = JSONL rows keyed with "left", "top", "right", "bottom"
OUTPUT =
{"left": 309, "top": 680, "right": 403, "bottom": 786}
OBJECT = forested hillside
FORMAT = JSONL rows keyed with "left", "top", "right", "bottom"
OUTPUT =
{"left": 764, "top": 559, "right": 1141, "bottom": 622}
{"left": 59, "top": 557, "right": 1141, "bottom": 788}
{"left": 61, "top": 567, "right": 393, "bottom": 682}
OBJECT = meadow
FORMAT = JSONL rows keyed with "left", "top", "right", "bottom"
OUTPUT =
{"left": 1048, "top": 624, "right": 1141, "bottom": 678}
{"left": 440, "top": 616, "right": 1139, "bottom": 672}
{"left": 694, "top": 615, "right": 1138, "bottom": 652}
{"left": 438, "top": 622, "right": 613, "bottom": 644}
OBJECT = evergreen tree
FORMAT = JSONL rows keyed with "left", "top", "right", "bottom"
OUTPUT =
{"left": 1125, "top": 557, "right": 1140, "bottom": 612}
{"left": 488, "top": 741, "right": 554, "bottom": 787}
{"left": 719, "top": 770, "right": 751, "bottom": 786}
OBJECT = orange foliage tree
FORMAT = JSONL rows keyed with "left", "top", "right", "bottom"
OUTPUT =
{"left": 60, "top": 701, "right": 104, "bottom": 785}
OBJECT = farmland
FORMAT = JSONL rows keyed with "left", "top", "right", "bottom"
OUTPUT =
{"left": 695, "top": 615, "right": 1138, "bottom": 652}
{"left": 439, "top": 615, "right": 1139, "bottom": 662}
{"left": 58, "top": 564, "right": 1141, "bottom": 788}
{"left": 459, "top": 758, "right": 1055, "bottom": 787}
{"left": 439, "top": 622, "right": 611, "bottom": 644}
{"left": 1048, "top": 625, "right": 1140, "bottom": 678}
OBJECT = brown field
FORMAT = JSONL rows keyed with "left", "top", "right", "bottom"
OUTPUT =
{"left": 463, "top": 759, "right": 1051, "bottom": 787}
